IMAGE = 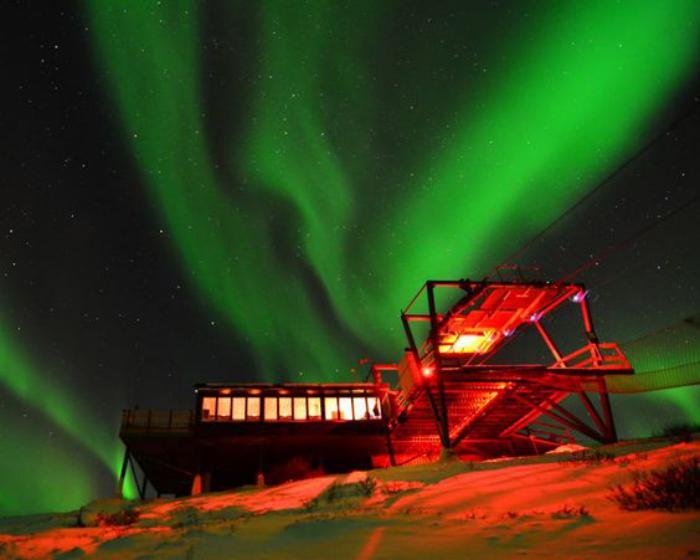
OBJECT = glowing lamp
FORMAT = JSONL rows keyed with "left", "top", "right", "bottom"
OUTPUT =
{"left": 439, "top": 328, "right": 496, "bottom": 354}
{"left": 571, "top": 290, "right": 587, "bottom": 303}
{"left": 422, "top": 366, "right": 434, "bottom": 377}
{"left": 452, "top": 333, "right": 489, "bottom": 353}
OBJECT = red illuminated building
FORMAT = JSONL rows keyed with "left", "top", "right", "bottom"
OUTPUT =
{"left": 119, "top": 277, "right": 633, "bottom": 497}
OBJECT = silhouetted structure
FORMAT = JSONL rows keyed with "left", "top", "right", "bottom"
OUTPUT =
{"left": 119, "top": 277, "right": 633, "bottom": 497}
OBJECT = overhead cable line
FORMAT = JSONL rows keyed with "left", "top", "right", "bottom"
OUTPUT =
{"left": 492, "top": 102, "right": 700, "bottom": 277}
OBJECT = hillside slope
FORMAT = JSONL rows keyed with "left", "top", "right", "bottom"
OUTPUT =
{"left": 1, "top": 438, "right": 698, "bottom": 559}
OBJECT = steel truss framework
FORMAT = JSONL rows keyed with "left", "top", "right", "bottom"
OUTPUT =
{"left": 118, "top": 276, "right": 635, "bottom": 498}
{"left": 374, "top": 278, "right": 633, "bottom": 452}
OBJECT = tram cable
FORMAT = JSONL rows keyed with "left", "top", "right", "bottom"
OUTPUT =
{"left": 492, "top": 102, "right": 700, "bottom": 278}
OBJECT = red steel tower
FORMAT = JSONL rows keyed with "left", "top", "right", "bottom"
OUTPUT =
{"left": 374, "top": 277, "right": 633, "bottom": 461}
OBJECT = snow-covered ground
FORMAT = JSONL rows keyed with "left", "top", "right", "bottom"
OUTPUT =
{"left": 1, "top": 438, "right": 698, "bottom": 559}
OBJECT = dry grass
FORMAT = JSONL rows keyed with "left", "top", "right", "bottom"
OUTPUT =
{"left": 551, "top": 504, "right": 591, "bottom": 519}
{"left": 94, "top": 509, "right": 139, "bottom": 527}
{"left": 608, "top": 457, "right": 699, "bottom": 512}
{"left": 559, "top": 449, "right": 616, "bottom": 465}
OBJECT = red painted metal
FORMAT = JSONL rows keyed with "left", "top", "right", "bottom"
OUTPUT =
{"left": 119, "top": 275, "right": 634, "bottom": 497}
{"left": 391, "top": 277, "right": 633, "bottom": 454}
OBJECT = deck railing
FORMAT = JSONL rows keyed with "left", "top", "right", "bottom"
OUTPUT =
{"left": 120, "top": 409, "right": 194, "bottom": 433}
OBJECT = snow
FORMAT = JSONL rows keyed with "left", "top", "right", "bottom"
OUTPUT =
{"left": 1, "top": 438, "right": 698, "bottom": 559}
{"left": 545, "top": 443, "right": 589, "bottom": 454}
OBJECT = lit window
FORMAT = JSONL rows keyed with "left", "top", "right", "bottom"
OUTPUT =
{"left": 202, "top": 397, "right": 216, "bottom": 421}
{"left": 217, "top": 397, "right": 231, "bottom": 420}
{"left": 339, "top": 397, "right": 353, "bottom": 420}
{"left": 293, "top": 397, "right": 307, "bottom": 420}
{"left": 279, "top": 397, "right": 292, "bottom": 420}
{"left": 324, "top": 397, "right": 338, "bottom": 420}
{"left": 367, "top": 397, "right": 381, "bottom": 419}
{"left": 247, "top": 397, "right": 261, "bottom": 420}
{"left": 264, "top": 397, "right": 277, "bottom": 421}
{"left": 232, "top": 397, "right": 246, "bottom": 421}
{"left": 353, "top": 397, "right": 368, "bottom": 420}
{"left": 308, "top": 397, "right": 321, "bottom": 419}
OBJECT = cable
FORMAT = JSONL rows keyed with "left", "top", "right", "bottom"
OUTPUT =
{"left": 561, "top": 191, "right": 700, "bottom": 282}
{"left": 491, "top": 102, "right": 700, "bottom": 276}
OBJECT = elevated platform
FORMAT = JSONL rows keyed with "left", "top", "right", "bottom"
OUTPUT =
{"left": 119, "top": 276, "right": 634, "bottom": 496}
{"left": 119, "top": 383, "right": 392, "bottom": 497}
{"left": 379, "top": 278, "right": 633, "bottom": 458}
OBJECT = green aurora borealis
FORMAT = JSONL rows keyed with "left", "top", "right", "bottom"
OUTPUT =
{"left": 1, "top": 0, "right": 699, "bottom": 515}
{"left": 87, "top": 0, "right": 700, "bottom": 369}
{"left": 0, "top": 315, "right": 138, "bottom": 510}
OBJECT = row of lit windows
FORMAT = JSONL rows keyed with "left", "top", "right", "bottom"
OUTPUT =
{"left": 201, "top": 395, "right": 382, "bottom": 422}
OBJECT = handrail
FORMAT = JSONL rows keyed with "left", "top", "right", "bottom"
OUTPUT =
{"left": 555, "top": 343, "right": 631, "bottom": 370}
{"left": 121, "top": 409, "right": 194, "bottom": 432}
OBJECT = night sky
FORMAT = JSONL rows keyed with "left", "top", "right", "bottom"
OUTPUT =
{"left": 1, "top": 1, "right": 699, "bottom": 515}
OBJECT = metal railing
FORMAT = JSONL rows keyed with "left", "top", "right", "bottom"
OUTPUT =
{"left": 120, "top": 409, "right": 194, "bottom": 433}
{"left": 556, "top": 343, "right": 631, "bottom": 370}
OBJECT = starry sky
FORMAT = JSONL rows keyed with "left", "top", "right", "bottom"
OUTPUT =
{"left": 1, "top": 0, "right": 699, "bottom": 515}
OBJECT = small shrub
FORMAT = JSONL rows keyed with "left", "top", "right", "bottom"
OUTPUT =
{"left": 325, "top": 482, "right": 340, "bottom": 502}
{"left": 305, "top": 481, "right": 340, "bottom": 510}
{"left": 608, "top": 457, "right": 699, "bottom": 512}
{"left": 171, "top": 505, "right": 201, "bottom": 529}
{"left": 306, "top": 476, "right": 377, "bottom": 510}
{"left": 359, "top": 476, "right": 377, "bottom": 496}
{"left": 95, "top": 509, "right": 139, "bottom": 526}
{"left": 658, "top": 423, "right": 700, "bottom": 443}
{"left": 460, "top": 510, "right": 487, "bottom": 521}
{"left": 619, "top": 452, "right": 649, "bottom": 468}
{"left": 561, "top": 449, "right": 615, "bottom": 465}
{"left": 551, "top": 504, "right": 591, "bottom": 519}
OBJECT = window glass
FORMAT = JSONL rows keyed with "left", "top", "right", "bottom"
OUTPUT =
{"left": 293, "top": 397, "right": 307, "bottom": 420}
{"left": 202, "top": 397, "right": 216, "bottom": 421}
{"left": 264, "top": 397, "right": 277, "bottom": 421}
{"left": 217, "top": 397, "right": 231, "bottom": 420}
{"left": 367, "top": 397, "right": 381, "bottom": 419}
{"left": 247, "top": 397, "right": 261, "bottom": 419}
{"left": 339, "top": 397, "right": 353, "bottom": 420}
{"left": 353, "top": 397, "right": 368, "bottom": 420}
{"left": 232, "top": 397, "right": 246, "bottom": 420}
{"left": 308, "top": 397, "right": 322, "bottom": 419}
{"left": 324, "top": 397, "right": 338, "bottom": 420}
{"left": 279, "top": 397, "right": 292, "bottom": 419}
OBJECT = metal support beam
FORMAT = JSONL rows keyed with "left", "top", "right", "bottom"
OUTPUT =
{"left": 423, "top": 384, "right": 450, "bottom": 448}
{"left": 578, "top": 391, "right": 609, "bottom": 436}
{"left": 597, "top": 377, "right": 618, "bottom": 442}
{"left": 401, "top": 313, "right": 421, "bottom": 366}
{"left": 535, "top": 321, "right": 565, "bottom": 365}
{"left": 117, "top": 448, "right": 129, "bottom": 497}
{"left": 579, "top": 297, "right": 598, "bottom": 342}
{"left": 128, "top": 453, "right": 145, "bottom": 500}
{"left": 140, "top": 470, "right": 149, "bottom": 500}
{"left": 540, "top": 395, "right": 600, "bottom": 435}
{"left": 511, "top": 393, "right": 604, "bottom": 442}
{"left": 427, "top": 282, "right": 450, "bottom": 447}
